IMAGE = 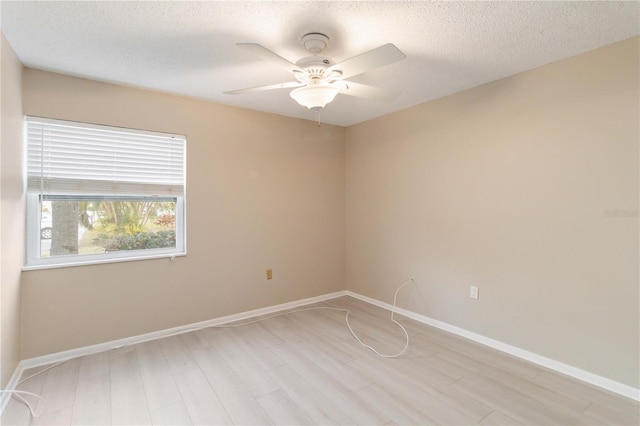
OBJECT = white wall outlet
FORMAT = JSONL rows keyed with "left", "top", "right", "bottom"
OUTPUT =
{"left": 470, "top": 285, "right": 479, "bottom": 300}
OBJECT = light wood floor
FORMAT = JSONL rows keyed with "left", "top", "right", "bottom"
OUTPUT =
{"left": 2, "top": 296, "right": 639, "bottom": 425}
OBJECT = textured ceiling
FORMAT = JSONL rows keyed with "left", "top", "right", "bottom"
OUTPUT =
{"left": 1, "top": 1, "right": 638, "bottom": 127}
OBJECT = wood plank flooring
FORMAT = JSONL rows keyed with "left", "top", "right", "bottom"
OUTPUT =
{"left": 2, "top": 296, "right": 638, "bottom": 425}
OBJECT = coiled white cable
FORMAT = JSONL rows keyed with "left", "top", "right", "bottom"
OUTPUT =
{"left": 343, "top": 278, "right": 414, "bottom": 357}
{"left": 211, "top": 278, "right": 414, "bottom": 358}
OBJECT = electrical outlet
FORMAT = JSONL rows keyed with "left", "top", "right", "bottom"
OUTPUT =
{"left": 470, "top": 285, "right": 479, "bottom": 300}
{"left": 266, "top": 269, "right": 272, "bottom": 280}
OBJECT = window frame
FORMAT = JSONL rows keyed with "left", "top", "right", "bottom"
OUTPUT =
{"left": 23, "top": 117, "right": 187, "bottom": 270}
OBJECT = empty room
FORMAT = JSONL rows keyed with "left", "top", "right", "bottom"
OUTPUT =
{"left": 1, "top": 1, "right": 638, "bottom": 425}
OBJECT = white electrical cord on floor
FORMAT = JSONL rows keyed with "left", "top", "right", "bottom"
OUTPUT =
{"left": 345, "top": 278, "right": 414, "bottom": 357}
{"left": 210, "top": 278, "right": 415, "bottom": 358}
{"left": 0, "top": 362, "right": 62, "bottom": 418}
{"left": 0, "top": 390, "right": 46, "bottom": 417}
{"left": 16, "top": 362, "right": 67, "bottom": 387}
{"left": 3, "top": 278, "right": 414, "bottom": 418}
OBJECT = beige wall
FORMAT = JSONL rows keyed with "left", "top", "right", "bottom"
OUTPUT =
{"left": 20, "top": 69, "right": 345, "bottom": 358}
{"left": 1, "top": 32, "right": 25, "bottom": 387}
{"left": 346, "top": 37, "right": 639, "bottom": 387}
{"left": 9, "top": 35, "right": 639, "bottom": 391}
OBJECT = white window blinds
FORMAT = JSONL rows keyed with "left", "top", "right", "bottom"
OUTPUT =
{"left": 26, "top": 117, "right": 185, "bottom": 197}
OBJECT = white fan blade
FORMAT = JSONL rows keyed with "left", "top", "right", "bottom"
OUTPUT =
{"left": 339, "top": 81, "right": 400, "bottom": 102}
{"left": 237, "top": 43, "right": 304, "bottom": 74}
{"left": 328, "top": 43, "right": 406, "bottom": 80}
{"left": 224, "top": 81, "right": 304, "bottom": 95}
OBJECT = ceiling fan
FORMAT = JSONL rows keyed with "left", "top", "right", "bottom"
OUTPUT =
{"left": 224, "top": 33, "right": 406, "bottom": 112}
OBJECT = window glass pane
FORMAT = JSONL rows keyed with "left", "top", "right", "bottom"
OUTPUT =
{"left": 40, "top": 198, "right": 177, "bottom": 258}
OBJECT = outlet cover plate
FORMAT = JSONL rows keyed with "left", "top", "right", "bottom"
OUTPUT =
{"left": 470, "top": 286, "right": 479, "bottom": 299}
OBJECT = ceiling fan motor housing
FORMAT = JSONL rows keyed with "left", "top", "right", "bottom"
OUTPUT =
{"left": 294, "top": 33, "right": 336, "bottom": 83}
{"left": 294, "top": 55, "right": 336, "bottom": 82}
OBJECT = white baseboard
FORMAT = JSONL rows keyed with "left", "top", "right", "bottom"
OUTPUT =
{"left": 3, "top": 287, "right": 637, "bottom": 415}
{"left": 0, "top": 293, "right": 345, "bottom": 414}
{"left": 19, "top": 290, "right": 347, "bottom": 370}
{"left": 345, "top": 290, "right": 640, "bottom": 402}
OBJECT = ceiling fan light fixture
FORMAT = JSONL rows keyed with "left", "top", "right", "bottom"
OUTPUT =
{"left": 290, "top": 84, "right": 339, "bottom": 110}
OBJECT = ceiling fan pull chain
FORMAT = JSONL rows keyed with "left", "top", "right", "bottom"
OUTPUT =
{"left": 315, "top": 109, "right": 321, "bottom": 126}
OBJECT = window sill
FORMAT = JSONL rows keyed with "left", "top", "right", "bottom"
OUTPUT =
{"left": 23, "top": 251, "right": 186, "bottom": 271}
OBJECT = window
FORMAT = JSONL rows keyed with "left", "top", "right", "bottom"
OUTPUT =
{"left": 25, "top": 117, "right": 186, "bottom": 269}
